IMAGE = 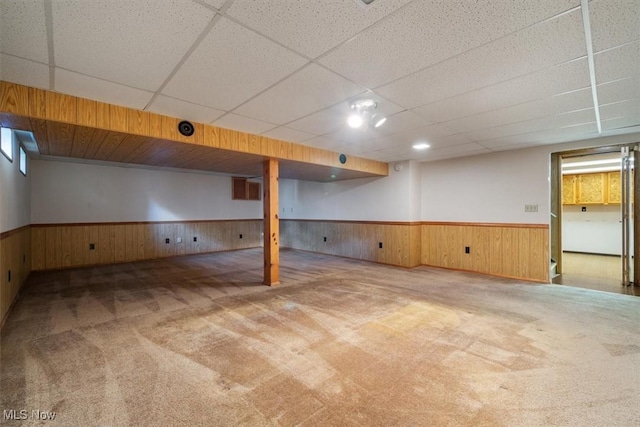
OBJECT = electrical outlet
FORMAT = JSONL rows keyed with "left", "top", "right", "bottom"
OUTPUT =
{"left": 165, "top": 238, "right": 170, "bottom": 244}
{"left": 524, "top": 204, "right": 538, "bottom": 213}
{"left": 193, "top": 237, "right": 197, "bottom": 242}
{"left": 89, "top": 243, "right": 95, "bottom": 250}
{"left": 465, "top": 246, "right": 470, "bottom": 254}
{"left": 323, "top": 236, "right": 327, "bottom": 242}
{"left": 176, "top": 237, "right": 182, "bottom": 243}
{"left": 379, "top": 242, "right": 383, "bottom": 249}
{"left": 239, "top": 234, "right": 243, "bottom": 239}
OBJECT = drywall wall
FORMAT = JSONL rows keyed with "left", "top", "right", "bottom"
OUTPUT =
{"left": 562, "top": 205, "right": 625, "bottom": 255}
{"left": 0, "top": 130, "right": 30, "bottom": 233}
{"left": 31, "top": 160, "right": 262, "bottom": 224}
{"left": 279, "top": 159, "right": 416, "bottom": 221}
{"left": 421, "top": 133, "right": 640, "bottom": 224}
{"left": 421, "top": 147, "right": 550, "bottom": 224}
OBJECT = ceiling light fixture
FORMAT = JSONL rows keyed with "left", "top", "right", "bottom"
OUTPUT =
{"left": 412, "top": 142, "right": 430, "bottom": 150}
{"left": 347, "top": 98, "right": 387, "bottom": 129}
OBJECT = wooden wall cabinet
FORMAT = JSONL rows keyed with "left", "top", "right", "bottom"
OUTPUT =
{"left": 562, "top": 175, "right": 577, "bottom": 205}
{"left": 577, "top": 173, "right": 606, "bottom": 204}
{"left": 563, "top": 171, "right": 628, "bottom": 205}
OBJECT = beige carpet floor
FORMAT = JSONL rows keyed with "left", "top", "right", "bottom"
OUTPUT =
{"left": 1, "top": 248, "right": 639, "bottom": 426}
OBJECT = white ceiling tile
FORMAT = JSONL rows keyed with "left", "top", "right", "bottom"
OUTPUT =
{"left": 479, "top": 122, "right": 598, "bottom": 148}
{"left": 594, "top": 41, "right": 640, "bottom": 84}
{"left": 326, "top": 127, "right": 380, "bottom": 145}
{"left": 261, "top": 127, "right": 316, "bottom": 143}
{"left": 200, "top": 0, "right": 226, "bottom": 9}
{"left": 377, "top": 9, "right": 586, "bottom": 108}
{"left": 412, "top": 58, "right": 591, "bottom": 123}
{"left": 0, "top": 54, "right": 50, "bottom": 89}
{"left": 212, "top": 113, "right": 277, "bottom": 135}
{"left": 319, "top": 0, "right": 579, "bottom": 88}
{"left": 52, "top": 0, "right": 215, "bottom": 91}
{"left": 301, "top": 136, "right": 345, "bottom": 150}
{"left": 443, "top": 90, "right": 595, "bottom": 134}
{"left": 234, "top": 64, "right": 366, "bottom": 124}
{"left": 147, "top": 95, "right": 225, "bottom": 124}
{"left": 601, "top": 115, "right": 640, "bottom": 131}
{"left": 375, "top": 110, "right": 433, "bottom": 136}
{"left": 415, "top": 143, "right": 491, "bottom": 159}
{"left": 598, "top": 76, "right": 640, "bottom": 105}
{"left": 286, "top": 105, "right": 346, "bottom": 135}
{"left": 55, "top": 68, "right": 154, "bottom": 110}
{"left": 0, "top": 0, "right": 48, "bottom": 63}
{"left": 467, "top": 108, "right": 597, "bottom": 142}
{"left": 163, "top": 17, "right": 308, "bottom": 111}
{"left": 589, "top": 0, "right": 640, "bottom": 52}
{"left": 601, "top": 98, "right": 640, "bottom": 117}
{"left": 226, "top": 0, "right": 412, "bottom": 58}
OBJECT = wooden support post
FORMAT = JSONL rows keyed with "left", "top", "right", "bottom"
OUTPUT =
{"left": 263, "top": 158, "right": 280, "bottom": 286}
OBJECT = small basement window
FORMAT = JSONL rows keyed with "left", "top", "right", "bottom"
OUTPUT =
{"left": 19, "top": 145, "right": 27, "bottom": 176}
{"left": 232, "top": 177, "right": 261, "bottom": 201}
{"left": 1, "top": 127, "right": 13, "bottom": 161}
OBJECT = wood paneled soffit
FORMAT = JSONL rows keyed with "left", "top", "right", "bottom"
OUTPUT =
{"left": 0, "top": 82, "right": 388, "bottom": 182}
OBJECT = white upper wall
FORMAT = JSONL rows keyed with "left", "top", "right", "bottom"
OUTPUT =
{"left": 421, "top": 132, "right": 640, "bottom": 224}
{"left": 280, "top": 159, "right": 415, "bottom": 221}
{"left": 0, "top": 130, "right": 31, "bottom": 233}
{"left": 31, "top": 160, "right": 261, "bottom": 224}
{"left": 421, "top": 147, "right": 550, "bottom": 223}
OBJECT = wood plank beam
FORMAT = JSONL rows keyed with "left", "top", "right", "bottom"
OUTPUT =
{"left": 263, "top": 158, "right": 280, "bottom": 286}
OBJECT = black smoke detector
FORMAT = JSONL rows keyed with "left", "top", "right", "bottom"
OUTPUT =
{"left": 178, "top": 120, "right": 194, "bottom": 137}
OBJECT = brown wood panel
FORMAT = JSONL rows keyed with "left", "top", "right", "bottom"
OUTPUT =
{"left": 45, "top": 227, "right": 61, "bottom": 269}
{"left": 46, "top": 91, "right": 77, "bottom": 123}
{"left": 47, "top": 122, "right": 76, "bottom": 157}
{"left": 76, "top": 98, "right": 98, "bottom": 127}
{"left": 109, "top": 105, "right": 128, "bottom": 132}
{"left": 148, "top": 112, "right": 164, "bottom": 138}
{"left": 1, "top": 82, "right": 388, "bottom": 181}
{"left": 60, "top": 226, "right": 73, "bottom": 268}
{"left": 28, "top": 86, "right": 46, "bottom": 118}
{"left": 82, "top": 128, "right": 110, "bottom": 159}
{"left": 91, "top": 131, "right": 127, "bottom": 160}
{"left": 31, "top": 226, "right": 46, "bottom": 270}
{"left": 1, "top": 226, "right": 32, "bottom": 327}
{"left": 30, "top": 118, "right": 50, "bottom": 155}
{"left": 0, "top": 81, "right": 29, "bottom": 115}
{"left": 95, "top": 102, "right": 110, "bottom": 129}
{"left": 128, "top": 110, "right": 150, "bottom": 135}
{"left": 263, "top": 159, "right": 280, "bottom": 286}
{"left": 70, "top": 125, "right": 97, "bottom": 158}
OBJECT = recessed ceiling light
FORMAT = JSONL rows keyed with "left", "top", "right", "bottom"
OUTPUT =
{"left": 347, "top": 114, "right": 364, "bottom": 128}
{"left": 412, "top": 142, "right": 430, "bottom": 150}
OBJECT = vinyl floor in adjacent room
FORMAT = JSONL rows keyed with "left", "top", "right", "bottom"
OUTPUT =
{"left": 555, "top": 252, "right": 640, "bottom": 297}
{"left": 1, "top": 248, "right": 639, "bottom": 426}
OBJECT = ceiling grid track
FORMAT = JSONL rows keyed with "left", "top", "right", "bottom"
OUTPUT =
{"left": 43, "top": 0, "right": 55, "bottom": 90}
{"left": 144, "top": 2, "right": 237, "bottom": 111}
{"left": 580, "top": 0, "right": 602, "bottom": 135}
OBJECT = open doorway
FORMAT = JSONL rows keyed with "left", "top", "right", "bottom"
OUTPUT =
{"left": 551, "top": 146, "right": 640, "bottom": 296}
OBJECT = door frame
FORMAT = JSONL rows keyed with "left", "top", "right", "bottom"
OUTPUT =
{"left": 551, "top": 144, "right": 639, "bottom": 285}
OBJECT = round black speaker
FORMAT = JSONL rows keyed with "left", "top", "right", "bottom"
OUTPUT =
{"left": 178, "top": 120, "right": 194, "bottom": 137}
{"left": 339, "top": 154, "right": 347, "bottom": 164}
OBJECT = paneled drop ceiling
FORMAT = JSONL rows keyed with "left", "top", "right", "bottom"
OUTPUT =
{"left": 1, "top": 0, "right": 638, "bottom": 164}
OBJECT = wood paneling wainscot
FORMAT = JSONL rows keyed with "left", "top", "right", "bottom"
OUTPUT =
{"left": 280, "top": 220, "right": 422, "bottom": 268}
{"left": 31, "top": 220, "right": 262, "bottom": 271}
{"left": 421, "top": 222, "right": 549, "bottom": 283}
{"left": 1, "top": 226, "right": 31, "bottom": 328}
